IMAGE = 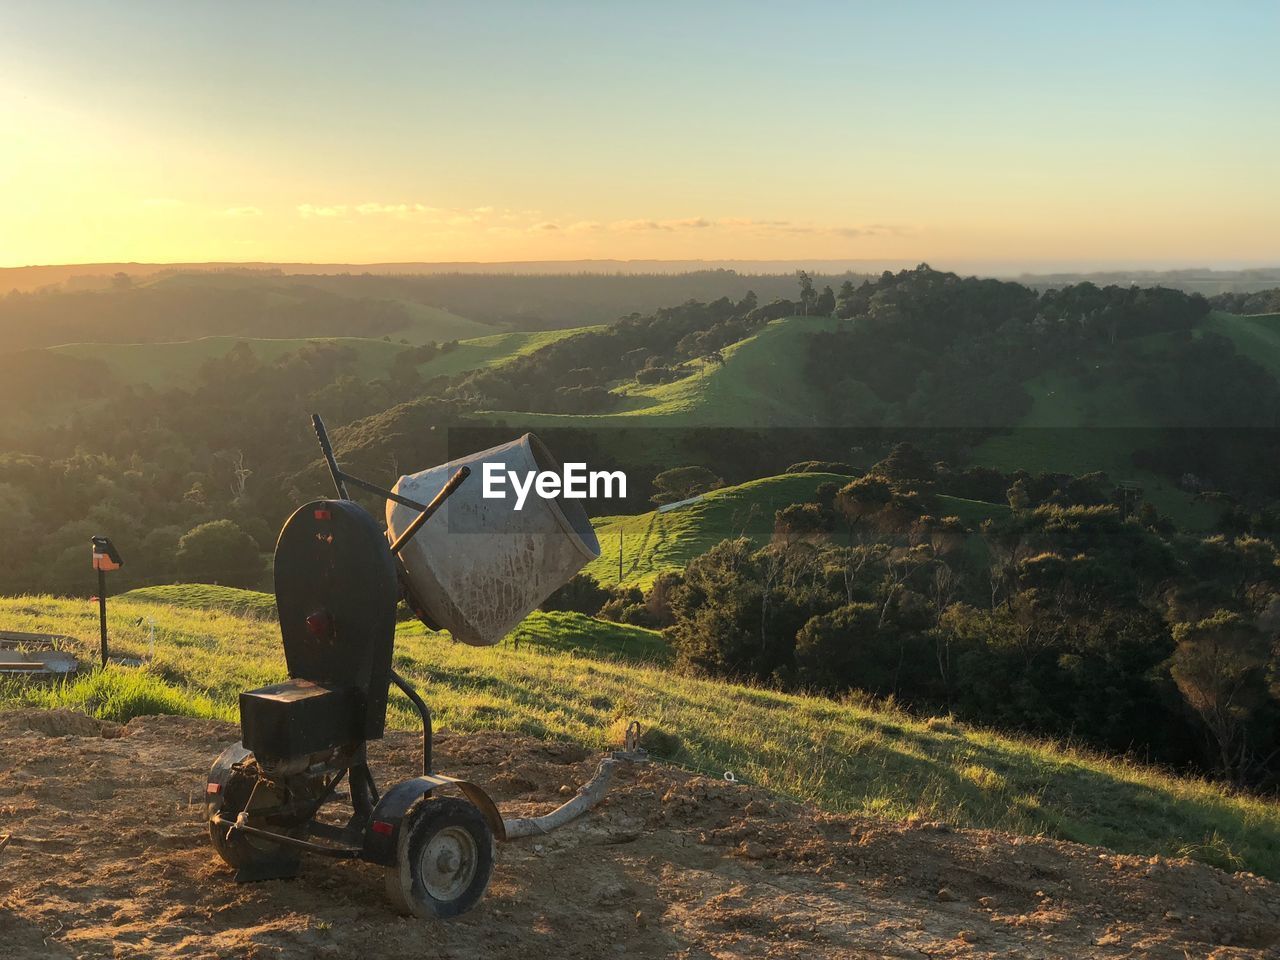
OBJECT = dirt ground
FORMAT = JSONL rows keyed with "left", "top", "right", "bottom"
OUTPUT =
{"left": 1, "top": 710, "right": 1278, "bottom": 959}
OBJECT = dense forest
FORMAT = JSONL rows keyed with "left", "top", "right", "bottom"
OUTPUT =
{"left": 805, "top": 267, "right": 1212, "bottom": 426}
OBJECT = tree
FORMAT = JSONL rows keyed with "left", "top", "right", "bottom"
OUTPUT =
{"left": 795, "top": 601, "right": 932, "bottom": 696}
{"left": 815, "top": 285, "right": 836, "bottom": 317}
{"left": 665, "top": 537, "right": 819, "bottom": 680}
{"left": 175, "top": 520, "right": 262, "bottom": 588}
{"left": 650, "top": 466, "right": 724, "bottom": 505}
{"left": 1171, "top": 611, "right": 1270, "bottom": 781}
{"left": 796, "top": 271, "right": 815, "bottom": 316}
{"left": 795, "top": 602, "right": 883, "bottom": 690}
{"left": 773, "top": 502, "right": 830, "bottom": 543}
{"left": 869, "top": 443, "right": 936, "bottom": 483}
{"left": 835, "top": 475, "right": 894, "bottom": 535}
{"left": 836, "top": 279, "right": 857, "bottom": 317}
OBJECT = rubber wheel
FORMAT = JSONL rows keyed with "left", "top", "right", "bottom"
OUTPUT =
{"left": 207, "top": 745, "right": 300, "bottom": 870}
{"left": 385, "top": 797, "right": 495, "bottom": 919}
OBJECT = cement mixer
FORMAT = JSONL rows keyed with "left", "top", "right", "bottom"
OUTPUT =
{"left": 205, "top": 414, "right": 636, "bottom": 920}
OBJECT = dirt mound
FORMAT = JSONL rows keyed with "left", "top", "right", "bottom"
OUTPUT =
{"left": 0, "top": 712, "right": 1277, "bottom": 959}
{"left": 0, "top": 708, "right": 123, "bottom": 739}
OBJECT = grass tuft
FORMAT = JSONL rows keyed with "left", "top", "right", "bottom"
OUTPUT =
{"left": 3, "top": 667, "right": 221, "bottom": 723}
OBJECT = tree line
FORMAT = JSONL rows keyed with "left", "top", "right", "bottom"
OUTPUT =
{"left": 549, "top": 444, "right": 1280, "bottom": 790}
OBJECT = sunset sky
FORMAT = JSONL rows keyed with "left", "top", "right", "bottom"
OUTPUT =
{"left": 2, "top": 1, "right": 1277, "bottom": 268}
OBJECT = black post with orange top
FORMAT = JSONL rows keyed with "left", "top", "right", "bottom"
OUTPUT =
{"left": 90, "top": 536, "right": 123, "bottom": 668}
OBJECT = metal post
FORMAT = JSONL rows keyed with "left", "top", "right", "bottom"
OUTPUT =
{"left": 98, "top": 568, "right": 108, "bottom": 668}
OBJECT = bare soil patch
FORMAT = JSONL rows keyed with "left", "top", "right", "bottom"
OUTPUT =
{"left": 1, "top": 710, "right": 1277, "bottom": 958}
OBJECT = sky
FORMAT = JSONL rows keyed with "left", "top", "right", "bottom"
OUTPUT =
{"left": 2, "top": 0, "right": 1277, "bottom": 268}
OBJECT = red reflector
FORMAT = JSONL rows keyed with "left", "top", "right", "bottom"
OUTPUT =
{"left": 206, "top": 782, "right": 221, "bottom": 794}
{"left": 371, "top": 820, "right": 394, "bottom": 836}
{"left": 314, "top": 509, "right": 332, "bottom": 520}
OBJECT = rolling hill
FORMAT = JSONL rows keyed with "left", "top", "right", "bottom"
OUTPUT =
{"left": 416, "top": 327, "right": 603, "bottom": 382}
{"left": 482, "top": 314, "right": 843, "bottom": 429}
{"left": 1201, "top": 310, "right": 1280, "bottom": 378}
{"left": 584, "top": 471, "right": 1008, "bottom": 588}
{"left": 971, "top": 311, "right": 1280, "bottom": 526}
{"left": 128, "top": 271, "right": 495, "bottom": 344}
{"left": 470, "top": 307, "right": 1274, "bottom": 526}
{"left": 2, "top": 590, "right": 1278, "bottom": 879}
{"left": 45, "top": 325, "right": 598, "bottom": 392}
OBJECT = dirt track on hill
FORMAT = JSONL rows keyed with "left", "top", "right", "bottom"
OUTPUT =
{"left": 1, "top": 709, "right": 1278, "bottom": 959}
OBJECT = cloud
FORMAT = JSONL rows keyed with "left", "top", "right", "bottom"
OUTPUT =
{"left": 222, "top": 206, "right": 263, "bottom": 218}
{"left": 142, "top": 197, "right": 183, "bottom": 209}
{"left": 607, "top": 217, "right": 712, "bottom": 233}
{"left": 305, "top": 202, "right": 509, "bottom": 225}
{"left": 353, "top": 202, "right": 441, "bottom": 217}
{"left": 712, "top": 217, "right": 903, "bottom": 238}
{"left": 289, "top": 203, "right": 902, "bottom": 241}
{"left": 592, "top": 215, "right": 892, "bottom": 238}
{"left": 297, "top": 203, "right": 348, "bottom": 218}
{"left": 716, "top": 217, "right": 792, "bottom": 229}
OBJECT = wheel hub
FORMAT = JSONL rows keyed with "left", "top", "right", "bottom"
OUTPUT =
{"left": 419, "top": 825, "right": 478, "bottom": 901}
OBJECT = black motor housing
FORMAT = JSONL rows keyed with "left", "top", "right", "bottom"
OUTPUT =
{"left": 239, "top": 678, "right": 363, "bottom": 763}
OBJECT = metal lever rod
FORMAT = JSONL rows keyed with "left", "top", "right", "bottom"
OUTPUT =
{"left": 388, "top": 465, "right": 471, "bottom": 556}
{"left": 339, "top": 472, "right": 429, "bottom": 512}
{"left": 311, "top": 413, "right": 430, "bottom": 510}
{"left": 311, "top": 414, "right": 350, "bottom": 500}
{"left": 390, "top": 669, "right": 433, "bottom": 775}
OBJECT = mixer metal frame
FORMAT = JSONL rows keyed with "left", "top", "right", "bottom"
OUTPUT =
{"left": 205, "top": 414, "right": 506, "bottom": 919}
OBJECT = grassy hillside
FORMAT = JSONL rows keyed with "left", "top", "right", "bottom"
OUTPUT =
{"left": 392, "top": 301, "right": 498, "bottom": 343}
{"left": 417, "top": 327, "right": 602, "bottom": 381}
{"left": 1201, "top": 310, "right": 1280, "bottom": 378}
{"left": 470, "top": 310, "right": 1251, "bottom": 527}
{"left": 585, "top": 471, "right": 1008, "bottom": 588}
{"left": 119, "top": 584, "right": 278, "bottom": 618}
{"left": 1, "top": 591, "right": 1277, "bottom": 878}
{"left": 123, "top": 586, "right": 668, "bottom": 663}
{"left": 134, "top": 271, "right": 496, "bottom": 344}
{"left": 971, "top": 326, "right": 1224, "bottom": 527}
{"left": 49, "top": 324, "right": 595, "bottom": 391}
{"left": 483, "top": 315, "right": 844, "bottom": 429}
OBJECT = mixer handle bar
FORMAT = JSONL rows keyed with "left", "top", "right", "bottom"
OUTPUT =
{"left": 312, "top": 413, "right": 351, "bottom": 500}
{"left": 388, "top": 465, "right": 470, "bottom": 556}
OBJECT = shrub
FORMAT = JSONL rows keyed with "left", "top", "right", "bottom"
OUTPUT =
{"left": 541, "top": 573, "right": 610, "bottom": 617}
{"left": 175, "top": 519, "right": 262, "bottom": 589}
